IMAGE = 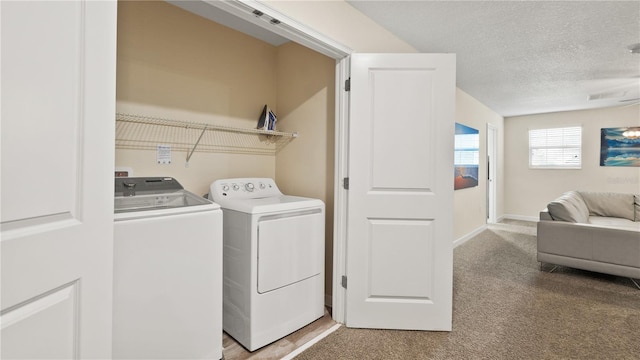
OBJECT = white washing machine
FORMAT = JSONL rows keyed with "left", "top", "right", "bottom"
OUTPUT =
{"left": 113, "top": 177, "right": 222, "bottom": 359}
{"left": 209, "top": 178, "right": 325, "bottom": 351}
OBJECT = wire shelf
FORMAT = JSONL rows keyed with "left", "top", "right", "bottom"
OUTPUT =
{"left": 115, "top": 113, "right": 297, "bottom": 157}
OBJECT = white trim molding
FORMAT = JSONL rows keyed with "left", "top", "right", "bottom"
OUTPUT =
{"left": 453, "top": 225, "right": 488, "bottom": 248}
{"left": 502, "top": 214, "right": 539, "bottom": 222}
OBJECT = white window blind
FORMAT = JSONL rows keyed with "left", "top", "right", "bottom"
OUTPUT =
{"left": 529, "top": 126, "right": 582, "bottom": 169}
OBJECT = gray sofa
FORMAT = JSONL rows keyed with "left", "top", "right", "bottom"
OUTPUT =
{"left": 537, "top": 191, "right": 640, "bottom": 279}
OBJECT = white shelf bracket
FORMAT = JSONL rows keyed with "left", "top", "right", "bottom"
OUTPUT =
{"left": 186, "top": 126, "right": 207, "bottom": 164}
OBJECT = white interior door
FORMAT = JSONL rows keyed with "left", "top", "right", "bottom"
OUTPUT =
{"left": 345, "top": 53, "right": 456, "bottom": 330}
{"left": 1, "top": 1, "right": 117, "bottom": 358}
{"left": 487, "top": 124, "right": 498, "bottom": 223}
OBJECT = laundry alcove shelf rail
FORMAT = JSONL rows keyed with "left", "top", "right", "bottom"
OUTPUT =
{"left": 115, "top": 113, "right": 298, "bottom": 158}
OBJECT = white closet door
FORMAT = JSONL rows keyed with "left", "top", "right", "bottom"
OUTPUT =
{"left": 1, "top": 1, "right": 117, "bottom": 358}
{"left": 346, "top": 53, "right": 456, "bottom": 330}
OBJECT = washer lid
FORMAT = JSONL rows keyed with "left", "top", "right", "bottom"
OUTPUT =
{"left": 115, "top": 190, "right": 218, "bottom": 214}
{"left": 216, "top": 195, "right": 323, "bottom": 214}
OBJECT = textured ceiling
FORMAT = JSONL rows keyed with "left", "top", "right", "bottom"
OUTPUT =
{"left": 172, "top": 0, "right": 639, "bottom": 117}
{"left": 346, "top": 0, "right": 640, "bottom": 117}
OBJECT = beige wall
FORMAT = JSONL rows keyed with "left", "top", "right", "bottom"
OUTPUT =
{"left": 116, "top": 1, "right": 278, "bottom": 194}
{"left": 274, "top": 42, "right": 336, "bottom": 299}
{"left": 454, "top": 89, "right": 505, "bottom": 239}
{"left": 504, "top": 105, "right": 640, "bottom": 219}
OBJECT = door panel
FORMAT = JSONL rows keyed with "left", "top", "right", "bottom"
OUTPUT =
{"left": 0, "top": 1, "right": 80, "bottom": 223}
{"left": 369, "top": 219, "right": 434, "bottom": 298}
{"left": 370, "top": 69, "right": 434, "bottom": 190}
{"left": 1, "top": 1, "right": 117, "bottom": 357}
{"left": 346, "top": 53, "right": 455, "bottom": 330}
{"left": 1, "top": 283, "right": 78, "bottom": 359}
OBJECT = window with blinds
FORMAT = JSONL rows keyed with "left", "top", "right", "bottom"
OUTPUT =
{"left": 529, "top": 126, "right": 582, "bottom": 169}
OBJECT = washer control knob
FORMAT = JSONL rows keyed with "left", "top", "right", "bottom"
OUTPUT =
{"left": 245, "top": 183, "right": 255, "bottom": 192}
{"left": 259, "top": 182, "right": 266, "bottom": 189}
{"left": 232, "top": 184, "right": 240, "bottom": 191}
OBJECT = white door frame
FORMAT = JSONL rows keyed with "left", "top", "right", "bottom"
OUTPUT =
{"left": 486, "top": 123, "right": 498, "bottom": 223}
{"left": 332, "top": 56, "right": 350, "bottom": 323}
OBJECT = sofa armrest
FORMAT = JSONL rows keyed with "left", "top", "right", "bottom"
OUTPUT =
{"left": 539, "top": 208, "right": 553, "bottom": 221}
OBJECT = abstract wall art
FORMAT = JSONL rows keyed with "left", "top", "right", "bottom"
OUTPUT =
{"left": 600, "top": 127, "right": 640, "bottom": 167}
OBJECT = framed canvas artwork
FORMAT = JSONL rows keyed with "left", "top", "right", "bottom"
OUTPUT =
{"left": 600, "top": 127, "right": 640, "bottom": 167}
{"left": 454, "top": 123, "right": 479, "bottom": 190}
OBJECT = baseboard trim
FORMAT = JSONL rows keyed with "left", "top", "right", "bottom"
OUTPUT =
{"left": 502, "top": 214, "right": 538, "bottom": 222}
{"left": 281, "top": 323, "right": 342, "bottom": 360}
{"left": 454, "top": 224, "right": 488, "bottom": 248}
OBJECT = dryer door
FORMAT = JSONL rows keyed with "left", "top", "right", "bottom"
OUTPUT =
{"left": 257, "top": 209, "right": 324, "bottom": 294}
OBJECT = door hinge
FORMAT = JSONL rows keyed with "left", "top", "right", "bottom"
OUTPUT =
{"left": 343, "top": 177, "right": 349, "bottom": 190}
{"left": 341, "top": 275, "right": 347, "bottom": 289}
{"left": 345, "top": 78, "right": 351, "bottom": 91}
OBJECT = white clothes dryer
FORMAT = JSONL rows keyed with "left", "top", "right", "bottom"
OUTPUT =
{"left": 209, "top": 178, "right": 324, "bottom": 351}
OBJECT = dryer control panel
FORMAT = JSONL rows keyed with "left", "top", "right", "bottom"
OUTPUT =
{"left": 209, "top": 178, "right": 282, "bottom": 200}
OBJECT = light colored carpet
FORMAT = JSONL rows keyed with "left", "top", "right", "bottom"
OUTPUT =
{"left": 295, "top": 220, "right": 640, "bottom": 359}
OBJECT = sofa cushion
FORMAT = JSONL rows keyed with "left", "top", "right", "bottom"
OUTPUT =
{"left": 635, "top": 195, "right": 640, "bottom": 221}
{"left": 588, "top": 216, "right": 640, "bottom": 231}
{"left": 547, "top": 191, "right": 589, "bottom": 223}
{"left": 579, "top": 191, "right": 635, "bottom": 221}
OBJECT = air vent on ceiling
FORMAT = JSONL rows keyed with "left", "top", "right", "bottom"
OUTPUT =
{"left": 587, "top": 91, "right": 628, "bottom": 101}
